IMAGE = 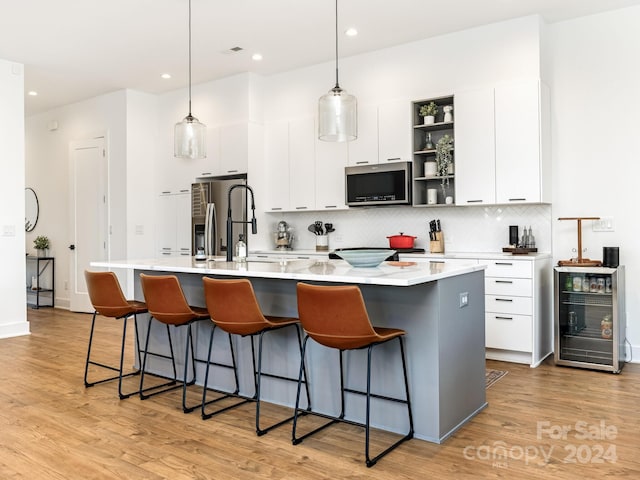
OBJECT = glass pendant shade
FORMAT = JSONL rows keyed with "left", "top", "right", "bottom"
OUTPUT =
{"left": 173, "top": 0, "right": 205, "bottom": 159}
{"left": 174, "top": 114, "right": 206, "bottom": 159}
{"left": 318, "top": 86, "right": 357, "bottom": 142}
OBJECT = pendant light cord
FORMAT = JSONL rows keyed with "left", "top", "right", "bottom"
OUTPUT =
{"left": 334, "top": 0, "right": 340, "bottom": 89}
{"left": 188, "top": 0, "right": 193, "bottom": 117}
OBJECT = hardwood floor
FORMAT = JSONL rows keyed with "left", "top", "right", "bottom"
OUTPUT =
{"left": 1, "top": 308, "right": 640, "bottom": 479}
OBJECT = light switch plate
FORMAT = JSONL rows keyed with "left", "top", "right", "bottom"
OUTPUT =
{"left": 592, "top": 217, "right": 615, "bottom": 232}
{"left": 459, "top": 292, "right": 469, "bottom": 308}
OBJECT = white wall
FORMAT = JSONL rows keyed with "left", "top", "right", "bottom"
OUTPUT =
{"left": 26, "top": 90, "right": 128, "bottom": 309}
{"left": 0, "top": 59, "right": 29, "bottom": 338}
{"left": 548, "top": 6, "right": 640, "bottom": 357}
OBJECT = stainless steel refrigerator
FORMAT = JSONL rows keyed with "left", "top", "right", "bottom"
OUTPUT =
{"left": 191, "top": 176, "right": 247, "bottom": 256}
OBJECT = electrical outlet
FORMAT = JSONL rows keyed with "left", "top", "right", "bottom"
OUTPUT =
{"left": 459, "top": 292, "right": 469, "bottom": 308}
{"left": 592, "top": 217, "right": 615, "bottom": 232}
{"left": 2, "top": 225, "right": 15, "bottom": 236}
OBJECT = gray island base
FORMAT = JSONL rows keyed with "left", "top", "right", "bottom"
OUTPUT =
{"left": 92, "top": 256, "right": 487, "bottom": 443}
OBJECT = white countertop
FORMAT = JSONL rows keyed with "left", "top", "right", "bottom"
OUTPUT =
{"left": 91, "top": 256, "right": 486, "bottom": 287}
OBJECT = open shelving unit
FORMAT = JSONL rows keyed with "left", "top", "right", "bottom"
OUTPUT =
{"left": 411, "top": 95, "right": 455, "bottom": 206}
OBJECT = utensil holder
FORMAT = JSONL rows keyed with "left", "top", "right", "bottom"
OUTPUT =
{"left": 430, "top": 231, "right": 444, "bottom": 254}
{"left": 316, "top": 235, "right": 328, "bottom": 252}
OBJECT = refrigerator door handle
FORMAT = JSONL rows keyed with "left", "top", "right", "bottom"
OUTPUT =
{"left": 204, "top": 203, "right": 217, "bottom": 256}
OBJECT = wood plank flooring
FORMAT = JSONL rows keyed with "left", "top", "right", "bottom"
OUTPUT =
{"left": 1, "top": 308, "right": 640, "bottom": 479}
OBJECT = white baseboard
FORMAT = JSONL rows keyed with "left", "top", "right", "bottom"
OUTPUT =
{"left": 0, "top": 320, "right": 31, "bottom": 339}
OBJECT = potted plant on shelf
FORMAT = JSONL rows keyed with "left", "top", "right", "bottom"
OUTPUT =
{"left": 435, "top": 134, "right": 454, "bottom": 193}
{"left": 419, "top": 102, "right": 438, "bottom": 125}
{"left": 34, "top": 235, "right": 50, "bottom": 257}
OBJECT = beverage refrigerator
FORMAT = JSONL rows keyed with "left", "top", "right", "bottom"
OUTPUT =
{"left": 554, "top": 266, "right": 626, "bottom": 373}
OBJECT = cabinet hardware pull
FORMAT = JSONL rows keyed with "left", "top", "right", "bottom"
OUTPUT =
{"left": 466, "top": 200, "right": 483, "bottom": 203}
{"left": 508, "top": 198, "right": 527, "bottom": 202}
{"left": 180, "top": 189, "right": 189, "bottom": 193}
{"left": 324, "top": 205, "right": 337, "bottom": 208}
{"left": 495, "top": 280, "right": 513, "bottom": 284}
{"left": 495, "top": 298, "right": 513, "bottom": 302}
{"left": 355, "top": 161, "right": 368, "bottom": 164}
{"left": 495, "top": 316, "right": 513, "bottom": 320}
{"left": 227, "top": 170, "right": 238, "bottom": 173}
{"left": 296, "top": 256, "right": 310, "bottom": 259}
{"left": 271, "top": 207, "right": 282, "bottom": 211}
{"left": 161, "top": 191, "right": 171, "bottom": 194}
{"left": 429, "top": 260, "right": 445, "bottom": 264}
{"left": 201, "top": 172, "right": 212, "bottom": 176}
{"left": 386, "top": 157, "right": 401, "bottom": 161}
{"left": 495, "top": 262, "right": 513, "bottom": 266}
{"left": 295, "top": 206, "right": 308, "bottom": 210}
{"left": 161, "top": 247, "right": 172, "bottom": 251}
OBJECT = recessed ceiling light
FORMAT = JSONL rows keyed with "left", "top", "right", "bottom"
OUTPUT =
{"left": 345, "top": 28, "right": 358, "bottom": 37}
{"left": 161, "top": 73, "right": 171, "bottom": 79}
{"left": 27, "top": 90, "right": 38, "bottom": 96}
{"left": 251, "top": 53, "right": 263, "bottom": 61}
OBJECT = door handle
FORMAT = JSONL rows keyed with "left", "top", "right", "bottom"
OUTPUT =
{"left": 68, "top": 244, "right": 75, "bottom": 250}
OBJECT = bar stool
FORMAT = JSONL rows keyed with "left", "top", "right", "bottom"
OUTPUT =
{"left": 201, "top": 277, "right": 310, "bottom": 436}
{"left": 139, "top": 273, "right": 210, "bottom": 412}
{"left": 84, "top": 270, "right": 147, "bottom": 399}
{"left": 293, "top": 282, "right": 414, "bottom": 467}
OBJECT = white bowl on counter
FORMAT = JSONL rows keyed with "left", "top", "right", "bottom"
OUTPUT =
{"left": 334, "top": 249, "right": 396, "bottom": 268}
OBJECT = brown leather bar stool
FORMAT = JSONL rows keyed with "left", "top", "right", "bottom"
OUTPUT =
{"left": 84, "top": 270, "right": 147, "bottom": 399}
{"left": 201, "top": 277, "right": 310, "bottom": 436}
{"left": 293, "top": 282, "right": 414, "bottom": 467}
{"left": 139, "top": 273, "right": 210, "bottom": 412}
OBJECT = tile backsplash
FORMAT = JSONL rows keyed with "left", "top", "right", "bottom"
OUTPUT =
{"left": 261, "top": 204, "right": 552, "bottom": 253}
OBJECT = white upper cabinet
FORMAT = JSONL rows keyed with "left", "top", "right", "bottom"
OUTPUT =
{"left": 347, "top": 100, "right": 411, "bottom": 166}
{"left": 347, "top": 104, "right": 378, "bottom": 166}
{"left": 264, "top": 120, "right": 290, "bottom": 212}
{"left": 454, "top": 87, "right": 496, "bottom": 205}
{"left": 219, "top": 123, "right": 249, "bottom": 175}
{"left": 315, "top": 138, "right": 348, "bottom": 210}
{"left": 198, "top": 122, "right": 254, "bottom": 178}
{"left": 378, "top": 99, "right": 412, "bottom": 164}
{"left": 495, "top": 80, "right": 550, "bottom": 204}
{"left": 288, "top": 117, "right": 316, "bottom": 211}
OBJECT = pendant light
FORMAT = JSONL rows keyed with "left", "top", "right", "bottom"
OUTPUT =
{"left": 318, "top": 0, "right": 357, "bottom": 142}
{"left": 174, "top": 0, "right": 206, "bottom": 159}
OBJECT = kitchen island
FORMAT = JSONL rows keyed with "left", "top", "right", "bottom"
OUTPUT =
{"left": 92, "top": 256, "right": 487, "bottom": 444}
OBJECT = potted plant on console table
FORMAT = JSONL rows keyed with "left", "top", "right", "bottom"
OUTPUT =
{"left": 33, "top": 235, "right": 50, "bottom": 257}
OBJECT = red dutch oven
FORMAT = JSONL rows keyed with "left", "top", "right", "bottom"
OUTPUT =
{"left": 387, "top": 232, "right": 417, "bottom": 249}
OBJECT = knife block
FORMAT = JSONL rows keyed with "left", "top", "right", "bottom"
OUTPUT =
{"left": 430, "top": 231, "right": 444, "bottom": 254}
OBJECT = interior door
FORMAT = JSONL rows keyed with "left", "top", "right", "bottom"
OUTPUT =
{"left": 69, "top": 137, "right": 108, "bottom": 312}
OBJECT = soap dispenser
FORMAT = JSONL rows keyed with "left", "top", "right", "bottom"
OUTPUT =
{"left": 235, "top": 234, "right": 247, "bottom": 263}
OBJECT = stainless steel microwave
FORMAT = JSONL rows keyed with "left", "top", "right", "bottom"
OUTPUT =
{"left": 345, "top": 162, "right": 412, "bottom": 206}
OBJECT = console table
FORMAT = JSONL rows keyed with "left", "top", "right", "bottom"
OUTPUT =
{"left": 26, "top": 255, "right": 55, "bottom": 309}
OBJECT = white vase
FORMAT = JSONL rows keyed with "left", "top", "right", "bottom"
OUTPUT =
{"left": 443, "top": 105, "right": 453, "bottom": 122}
{"left": 424, "top": 161, "right": 437, "bottom": 177}
{"left": 423, "top": 115, "right": 435, "bottom": 125}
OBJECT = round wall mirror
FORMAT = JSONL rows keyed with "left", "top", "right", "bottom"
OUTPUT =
{"left": 25, "top": 187, "right": 39, "bottom": 232}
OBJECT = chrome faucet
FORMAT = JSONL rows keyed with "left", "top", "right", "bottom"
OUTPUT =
{"left": 226, "top": 184, "right": 257, "bottom": 262}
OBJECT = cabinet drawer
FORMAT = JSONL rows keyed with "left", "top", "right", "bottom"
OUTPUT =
{"left": 485, "top": 294, "right": 532, "bottom": 315}
{"left": 486, "top": 313, "right": 532, "bottom": 352}
{"left": 485, "top": 277, "right": 532, "bottom": 297}
{"left": 479, "top": 259, "right": 532, "bottom": 278}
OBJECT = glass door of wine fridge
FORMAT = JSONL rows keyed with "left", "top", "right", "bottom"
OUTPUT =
{"left": 554, "top": 266, "right": 625, "bottom": 373}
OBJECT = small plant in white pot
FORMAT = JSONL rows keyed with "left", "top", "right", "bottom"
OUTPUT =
{"left": 33, "top": 235, "right": 50, "bottom": 257}
{"left": 419, "top": 102, "right": 438, "bottom": 125}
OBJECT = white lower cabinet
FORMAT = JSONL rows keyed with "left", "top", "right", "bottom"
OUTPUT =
{"left": 157, "top": 191, "right": 191, "bottom": 258}
{"left": 480, "top": 256, "right": 552, "bottom": 367}
{"left": 401, "top": 253, "right": 552, "bottom": 367}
